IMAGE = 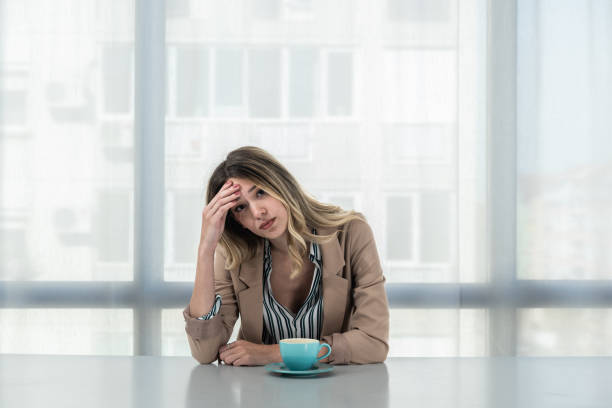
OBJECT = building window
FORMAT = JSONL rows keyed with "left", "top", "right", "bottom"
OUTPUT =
{"left": 250, "top": 123, "right": 312, "bottom": 160}
{"left": 176, "top": 47, "right": 209, "bottom": 117}
{"left": 0, "top": 70, "right": 29, "bottom": 129}
{"left": 251, "top": 0, "right": 313, "bottom": 20}
{"left": 251, "top": 0, "right": 280, "bottom": 19}
{"left": 289, "top": 47, "right": 318, "bottom": 118}
{"left": 166, "top": 0, "right": 190, "bottom": 18}
{"left": 215, "top": 48, "right": 244, "bottom": 115}
{"left": 386, "top": 196, "right": 414, "bottom": 261}
{"left": 387, "top": 0, "right": 451, "bottom": 22}
{"left": 101, "top": 44, "right": 133, "bottom": 115}
{"left": 249, "top": 49, "right": 281, "bottom": 118}
{"left": 419, "top": 191, "right": 451, "bottom": 263}
{"left": 0, "top": 227, "right": 28, "bottom": 280}
{"left": 382, "top": 49, "right": 456, "bottom": 123}
{"left": 96, "top": 191, "right": 130, "bottom": 263}
{"left": 327, "top": 52, "right": 353, "bottom": 116}
{"left": 383, "top": 123, "right": 453, "bottom": 164}
{"left": 170, "top": 191, "right": 200, "bottom": 264}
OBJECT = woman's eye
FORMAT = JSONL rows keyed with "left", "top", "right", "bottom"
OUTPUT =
{"left": 234, "top": 205, "right": 244, "bottom": 213}
{"left": 256, "top": 189, "right": 265, "bottom": 197}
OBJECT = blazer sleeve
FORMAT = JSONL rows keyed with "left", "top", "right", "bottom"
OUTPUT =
{"left": 183, "top": 247, "right": 239, "bottom": 364}
{"left": 321, "top": 219, "right": 390, "bottom": 364}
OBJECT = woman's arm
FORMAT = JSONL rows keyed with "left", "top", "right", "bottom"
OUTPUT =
{"left": 183, "top": 247, "right": 239, "bottom": 364}
{"left": 321, "top": 219, "right": 390, "bottom": 364}
{"left": 184, "top": 179, "right": 242, "bottom": 364}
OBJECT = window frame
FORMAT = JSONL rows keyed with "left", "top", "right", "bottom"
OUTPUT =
{"left": 3, "top": 0, "right": 612, "bottom": 358}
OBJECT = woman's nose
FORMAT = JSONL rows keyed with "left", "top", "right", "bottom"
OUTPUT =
{"left": 250, "top": 204, "right": 266, "bottom": 218}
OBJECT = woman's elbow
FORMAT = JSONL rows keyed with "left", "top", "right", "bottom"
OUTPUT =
{"left": 187, "top": 334, "right": 219, "bottom": 364}
{"left": 368, "top": 341, "right": 389, "bottom": 364}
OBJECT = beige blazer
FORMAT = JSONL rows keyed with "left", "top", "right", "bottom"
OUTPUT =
{"left": 183, "top": 217, "right": 389, "bottom": 365}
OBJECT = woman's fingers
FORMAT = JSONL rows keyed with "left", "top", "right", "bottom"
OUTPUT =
{"left": 220, "top": 350, "right": 240, "bottom": 365}
{"left": 209, "top": 190, "right": 240, "bottom": 218}
{"left": 205, "top": 182, "right": 236, "bottom": 213}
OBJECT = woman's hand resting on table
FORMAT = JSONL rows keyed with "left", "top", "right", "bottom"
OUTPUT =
{"left": 218, "top": 340, "right": 331, "bottom": 366}
{"left": 218, "top": 341, "right": 281, "bottom": 366}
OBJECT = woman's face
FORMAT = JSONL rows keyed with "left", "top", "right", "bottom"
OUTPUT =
{"left": 228, "top": 177, "right": 288, "bottom": 240}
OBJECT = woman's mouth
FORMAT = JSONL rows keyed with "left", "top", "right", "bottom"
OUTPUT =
{"left": 260, "top": 218, "right": 275, "bottom": 230}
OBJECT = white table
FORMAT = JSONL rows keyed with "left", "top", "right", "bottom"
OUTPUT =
{"left": 2, "top": 355, "right": 611, "bottom": 407}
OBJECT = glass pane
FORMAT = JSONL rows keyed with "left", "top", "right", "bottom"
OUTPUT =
{"left": 387, "top": 0, "right": 451, "bottom": 22}
{"left": 251, "top": 0, "right": 280, "bottom": 19}
{"left": 166, "top": 0, "right": 190, "bottom": 18}
{"left": 249, "top": 49, "right": 281, "bottom": 117}
{"left": 96, "top": 191, "right": 131, "bottom": 264}
{"left": 250, "top": 123, "right": 311, "bottom": 160}
{"left": 0, "top": 309, "right": 133, "bottom": 355}
{"left": 327, "top": 52, "right": 352, "bottom": 116}
{"left": 383, "top": 124, "right": 453, "bottom": 162}
{"left": 327, "top": 195, "right": 355, "bottom": 212}
{"left": 0, "top": 0, "right": 134, "bottom": 281}
{"left": 172, "top": 191, "right": 200, "bottom": 264}
{"left": 215, "top": 49, "right": 242, "bottom": 108}
{"left": 176, "top": 47, "right": 209, "bottom": 117}
{"left": 519, "top": 309, "right": 612, "bottom": 356}
{"left": 382, "top": 50, "right": 456, "bottom": 122}
{"left": 290, "top": 48, "right": 317, "bottom": 117}
{"left": 163, "top": 0, "right": 487, "bottom": 290}
{"left": 102, "top": 45, "right": 133, "bottom": 114}
{"left": 420, "top": 192, "right": 451, "bottom": 263}
{"left": 389, "top": 309, "right": 486, "bottom": 357}
{"left": 517, "top": 0, "right": 612, "bottom": 280}
{"left": 386, "top": 196, "right": 413, "bottom": 261}
{"left": 0, "top": 88, "right": 27, "bottom": 125}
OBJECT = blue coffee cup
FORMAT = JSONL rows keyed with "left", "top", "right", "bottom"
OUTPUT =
{"left": 279, "top": 338, "right": 332, "bottom": 371}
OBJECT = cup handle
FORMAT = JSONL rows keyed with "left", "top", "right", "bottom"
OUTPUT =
{"left": 316, "top": 343, "right": 332, "bottom": 362}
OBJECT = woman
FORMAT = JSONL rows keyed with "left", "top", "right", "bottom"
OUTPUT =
{"left": 183, "top": 146, "right": 389, "bottom": 366}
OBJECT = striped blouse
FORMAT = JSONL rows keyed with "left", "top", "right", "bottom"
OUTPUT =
{"left": 198, "top": 230, "right": 324, "bottom": 344}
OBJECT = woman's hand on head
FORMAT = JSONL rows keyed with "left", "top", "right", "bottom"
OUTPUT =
{"left": 218, "top": 340, "right": 281, "bottom": 366}
{"left": 200, "top": 180, "right": 241, "bottom": 250}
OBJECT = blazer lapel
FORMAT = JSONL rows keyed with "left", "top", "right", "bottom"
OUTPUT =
{"left": 319, "top": 227, "right": 349, "bottom": 336}
{"left": 236, "top": 245, "right": 263, "bottom": 343}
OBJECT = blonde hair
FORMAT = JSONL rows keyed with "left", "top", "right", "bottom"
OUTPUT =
{"left": 206, "top": 146, "right": 364, "bottom": 278}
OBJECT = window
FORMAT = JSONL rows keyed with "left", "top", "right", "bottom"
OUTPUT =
{"left": 251, "top": 0, "right": 280, "bottom": 19}
{"left": 249, "top": 49, "right": 281, "bottom": 117}
{"left": 0, "top": 220, "right": 28, "bottom": 280}
{"left": 383, "top": 123, "right": 454, "bottom": 164}
{"left": 0, "top": 71, "right": 29, "bottom": 129}
{"left": 101, "top": 44, "right": 133, "bottom": 115}
{"left": 382, "top": 49, "right": 456, "bottom": 123}
{"left": 6, "top": 0, "right": 611, "bottom": 361}
{"left": 169, "top": 190, "right": 201, "bottom": 265}
{"left": 326, "top": 52, "right": 353, "bottom": 116}
{"left": 386, "top": 196, "right": 414, "bottom": 262}
{"left": 215, "top": 48, "right": 244, "bottom": 115}
{"left": 250, "top": 123, "right": 312, "bottom": 160}
{"left": 251, "top": 0, "right": 313, "bottom": 20}
{"left": 176, "top": 47, "right": 209, "bottom": 117}
{"left": 96, "top": 190, "right": 131, "bottom": 264}
{"left": 387, "top": 0, "right": 451, "bottom": 23}
{"left": 289, "top": 48, "right": 318, "bottom": 118}
{"left": 419, "top": 191, "right": 451, "bottom": 264}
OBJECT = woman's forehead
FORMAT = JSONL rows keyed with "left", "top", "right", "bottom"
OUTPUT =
{"left": 228, "top": 177, "right": 256, "bottom": 189}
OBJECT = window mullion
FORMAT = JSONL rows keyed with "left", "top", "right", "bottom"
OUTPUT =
{"left": 487, "top": 0, "right": 518, "bottom": 356}
{"left": 134, "top": 0, "right": 166, "bottom": 356}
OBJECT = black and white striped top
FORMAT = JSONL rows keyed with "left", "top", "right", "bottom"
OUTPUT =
{"left": 198, "top": 230, "right": 324, "bottom": 345}
{"left": 262, "top": 231, "right": 323, "bottom": 344}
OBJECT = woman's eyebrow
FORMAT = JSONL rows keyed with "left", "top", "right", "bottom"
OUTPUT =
{"left": 235, "top": 185, "right": 257, "bottom": 204}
